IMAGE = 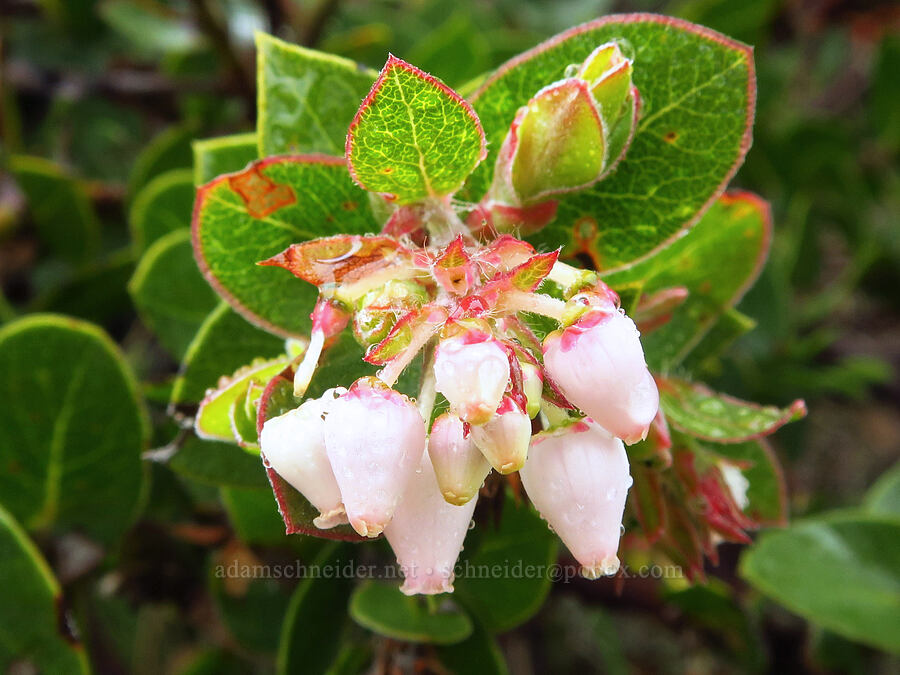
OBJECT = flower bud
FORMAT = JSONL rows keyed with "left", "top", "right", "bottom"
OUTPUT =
{"left": 428, "top": 413, "right": 491, "bottom": 506}
{"left": 470, "top": 397, "right": 531, "bottom": 474}
{"left": 433, "top": 327, "right": 510, "bottom": 425}
{"left": 353, "top": 280, "right": 429, "bottom": 347}
{"left": 323, "top": 377, "right": 425, "bottom": 537}
{"left": 520, "top": 420, "right": 632, "bottom": 579}
{"left": 578, "top": 41, "right": 637, "bottom": 168}
{"left": 385, "top": 450, "right": 478, "bottom": 595}
{"left": 503, "top": 79, "right": 607, "bottom": 204}
{"left": 520, "top": 360, "right": 543, "bottom": 419}
{"left": 259, "top": 389, "right": 347, "bottom": 529}
{"left": 543, "top": 306, "right": 658, "bottom": 444}
{"left": 578, "top": 42, "right": 633, "bottom": 126}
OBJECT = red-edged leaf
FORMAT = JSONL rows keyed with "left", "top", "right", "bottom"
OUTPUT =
{"left": 469, "top": 14, "right": 757, "bottom": 272}
{"left": 629, "top": 462, "right": 667, "bottom": 543}
{"left": 432, "top": 235, "right": 477, "bottom": 295}
{"left": 192, "top": 155, "right": 378, "bottom": 338}
{"left": 661, "top": 499, "right": 707, "bottom": 582}
{"left": 632, "top": 286, "right": 689, "bottom": 334}
{"left": 508, "top": 250, "right": 559, "bottom": 292}
{"left": 364, "top": 304, "right": 448, "bottom": 366}
{"left": 698, "top": 438, "right": 788, "bottom": 527}
{"left": 346, "top": 54, "right": 487, "bottom": 203}
{"left": 659, "top": 376, "right": 806, "bottom": 443}
{"left": 256, "top": 366, "right": 367, "bottom": 542}
{"left": 259, "top": 235, "right": 410, "bottom": 287}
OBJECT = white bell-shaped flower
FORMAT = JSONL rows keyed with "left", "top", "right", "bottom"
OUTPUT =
{"left": 470, "top": 396, "right": 531, "bottom": 474}
{"left": 259, "top": 389, "right": 347, "bottom": 529}
{"left": 520, "top": 419, "right": 632, "bottom": 579}
{"left": 324, "top": 377, "right": 425, "bottom": 537}
{"left": 428, "top": 413, "right": 491, "bottom": 506}
{"left": 433, "top": 330, "right": 510, "bottom": 425}
{"left": 543, "top": 306, "right": 658, "bottom": 444}
{"left": 385, "top": 450, "right": 478, "bottom": 595}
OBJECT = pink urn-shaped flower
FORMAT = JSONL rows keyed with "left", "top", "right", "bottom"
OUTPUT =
{"left": 520, "top": 419, "right": 632, "bottom": 579}
{"left": 543, "top": 299, "right": 659, "bottom": 444}
{"left": 323, "top": 377, "right": 425, "bottom": 537}
{"left": 385, "top": 450, "right": 478, "bottom": 595}
{"left": 259, "top": 389, "right": 347, "bottom": 529}
{"left": 428, "top": 413, "right": 491, "bottom": 506}
{"left": 433, "top": 326, "right": 510, "bottom": 425}
{"left": 470, "top": 396, "right": 531, "bottom": 474}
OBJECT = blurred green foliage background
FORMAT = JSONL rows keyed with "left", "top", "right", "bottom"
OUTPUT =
{"left": 1, "top": 0, "right": 898, "bottom": 673}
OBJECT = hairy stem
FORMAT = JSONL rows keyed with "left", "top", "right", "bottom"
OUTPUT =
{"left": 378, "top": 321, "right": 441, "bottom": 388}
{"left": 416, "top": 342, "right": 437, "bottom": 422}
{"left": 498, "top": 290, "right": 566, "bottom": 321}
{"left": 294, "top": 329, "right": 324, "bottom": 396}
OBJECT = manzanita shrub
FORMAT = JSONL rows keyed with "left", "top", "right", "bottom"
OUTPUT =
{"left": 184, "top": 11, "right": 806, "bottom": 620}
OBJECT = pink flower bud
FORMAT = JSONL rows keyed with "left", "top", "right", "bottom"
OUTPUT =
{"left": 259, "top": 389, "right": 347, "bottom": 529}
{"left": 520, "top": 360, "right": 543, "bottom": 418}
{"left": 433, "top": 330, "right": 510, "bottom": 425}
{"left": 520, "top": 420, "right": 632, "bottom": 579}
{"left": 428, "top": 413, "right": 491, "bottom": 506}
{"left": 470, "top": 397, "right": 531, "bottom": 474}
{"left": 543, "top": 307, "right": 658, "bottom": 444}
{"left": 385, "top": 450, "right": 477, "bottom": 595}
{"left": 323, "top": 377, "right": 425, "bottom": 537}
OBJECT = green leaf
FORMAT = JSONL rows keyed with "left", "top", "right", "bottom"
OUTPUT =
{"left": 128, "top": 123, "right": 195, "bottom": 200}
{"left": 129, "top": 168, "right": 195, "bottom": 253}
{"left": 681, "top": 307, "right": 757, "bottom": 373}
{"left": 864, "top": 462, "right": 900, "bottom": 520}
{"left": 170, "top": 302, "right": 285, "bottom": 405}
{"left": 660, "top": 376, "right": 806, "bottom": 443}
{"left": 193, "top": 133, "right": 258, "bottom": 186}
{"left": 740, "top": 515, "right": 900, "bottom": 653}
{"left": 346, "top": 55, "right": 486, "bottom": 204}
{"left": 0, "top": 314, "right": 148, "bottom": 545}
{"left": 129, "top": 229, "right": 219, "bottom": 359}
{"left": 230, "top": 383, "right": 261, "bottom": 448}
{"left": 36, "top": 250, "right": 134, "bottom": 325}
{"left": 277, "top": 543, "right": 354, "bottom": 675}
{"left": 194, "top": 356, "right": 291, "bottom": 443}
{"left": 693, "top": 437, "right": 787, "bottom": 526}
{"left": 349, "top": 581, "right": 473, "bottom": 644}
{"left": 256, "top": 32, "right": 376, "bottom": 156}
{"left": 454, "top": 495, "right": 558, "bottom": 633}
{"left": 604, "top": 191, "right": 771, "bottom": 371}
{"left": 192, "top": 156, "right": 377, "bottom": 337}
{"left": 221, "top": 486, "right": 291, "bottom": 546}
{"left": 468, "top": 15, "right": 755, "bottom": 270}
{"left": 99, "top": 0, "right": 201, "bottom": 55}
{"left": 435, "top": 621, "right": 509, "bottom": 675}
{"left": 9, "top": 154, "right": 100, "bottom": 265}
{"left": 0, "top": 504, "right": 90, "bottom": 673}
{"left": 169, "top": 436, "right": 268, "bottom": 489}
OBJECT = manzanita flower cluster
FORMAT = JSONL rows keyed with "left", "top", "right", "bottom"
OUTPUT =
{"left": 190, "top": 25, "right": 804, "bottom": 597}
{"left": 260, "top": 228, "right": 656, "bottom": 591}
{"left": 251, "top": 41, "right": 656, "bottom": 593}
